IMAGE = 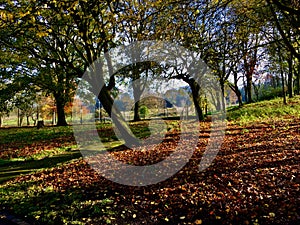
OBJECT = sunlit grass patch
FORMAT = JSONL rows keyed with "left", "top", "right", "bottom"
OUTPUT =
{"left": 0, "top": 126, "right": 74, "bottom": 146}
{"left": 226, "top": 96, "right": 300, "bottom": 124}
{"left": 0, "top": 176, "right": 117, "bottom": 225}
{"left": 0, "top": 147, "right": 81, "bottom": 183}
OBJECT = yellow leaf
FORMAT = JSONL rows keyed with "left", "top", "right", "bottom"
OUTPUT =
{"left": 195, "top": 219, "right": 202, "bottom": 224}
{"left": 269, "top": 212, "right": 275, "bottom": 217}
{"left": 37, "top": 32, "right": 47, "bottom": 38}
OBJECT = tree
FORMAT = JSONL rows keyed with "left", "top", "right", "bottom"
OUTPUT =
{"left": 229, "top": 0, "right": 271, "bottom": 104}
{"left": 266, "top": 0, "right": 299, "bottom": 99}
{"left": 0, "top": 0, "right": 133, "bottom": 136}
{"left": 14, "top": 89, "right": 38, "bottom": 126}
{"left": 39, "top": 96, "right": 55, "bottom": 123}
{"left": 112, "top": 1, "right": 167, "bottom": 121}
{"left": 0, "top": 90, "right": 12, "bottom": 127}
{"left": 266, "top": 36, "right": 289, "bottom": 104}
{"left": 294, "top": 59, "right": 300, "bottom": 95}
{"left": 115, "top": 62, "right": 157, "bottom": 122}
{"left": 208, "top": 12, "right": 239, "bottom": 109}
{"left": 266, "top": 0, "right": 300, "bottom": 60}
{"left": 0, "top": 65, "right": 13, "bottom": 127}
{"left": 0, "top": 0, "right": 81, "bottom": 126}
{"left": 151, "top": 0, "right": 229, "bottom": 119}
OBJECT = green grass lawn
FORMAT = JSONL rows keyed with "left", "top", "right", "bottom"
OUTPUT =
{"left": 226, "top": 96, "right": 300, "bottom": 124}
{"left": 0, "top": 149, "right": 81, "bottom": 183}
{"left": 0, "top": 126, "right": 73, "bottom": 146}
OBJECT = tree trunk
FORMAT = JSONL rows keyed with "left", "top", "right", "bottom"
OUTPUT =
{"left": 215, "top": 90, "right": 222, "bottom": 111}
{"left": 295, "top": 63, "right": 300, "bottom": 95}
{"left": 243, "top": 37, "right": 258, "bottom": 104}
{"left": 98, "top": 86, "right": 139, "bottom": 146}
{"left": 54, "top": 94, "right": 68, "bottom": 126}
{"left": 86, "top": 56, "right": 140, "bottom": 146}
{"left": 287, "top": 53, "right": 293, "bottom": 98}
{"left": 237, "top": 91, "right": 243, "bottom": 106}
{"left": 189, "top": 80, "right": 204, "bottom": 121}
{"left": 279, "top": 54, "right": 287, "bottom": 105}
{"left": 252, "top": 82, "right": 260, "bottom": 102}
{"left": 133, "top": 76, "right": 141, "bottom": 121}
{"left": 229, "top": 74, "right": 243, "bottom": 107}
{"left": 133, "top": 101, "right": 141, "bottom": 121}
{"left": 281, "top": 69, "right": 287, "bottom": 105}
{"left": 220, "top": 82, "right": 226, "bottom": 111}
{"left": 27, "top": 115, "right": 30, "bottom": 126}
{"left": 242, "top": 76, "right": 248, "bottom": 103}
{"left": 20, "top": 116, "right": 23, "bottom": 127}
{"left": 17, "top": 108, "right": 20, "bottom": 127}
{"left": 209, "top": 91, "right": 217, "bottom": 110}
{"left": 233, "top": 71, "right": 243, "bottom": 106}
{"left": 246, "top": 73, "right": 253, "bottom": 103}
{"left": 132, "top": 65, "right": 143, "bottom": 122}
{"left": 36, "top": 105, "right": 39, "bottom": 125}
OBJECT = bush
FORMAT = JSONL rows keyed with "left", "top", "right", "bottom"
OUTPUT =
{"left": 259, "top": 87, "right": 283, "bottom": 101}
{"left": 139, "top": 106, "right": 149, "bottom": 119}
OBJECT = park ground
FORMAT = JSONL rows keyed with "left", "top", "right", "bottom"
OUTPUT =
{"left": 0, "top": 97, "right": 299, "bottom": 225}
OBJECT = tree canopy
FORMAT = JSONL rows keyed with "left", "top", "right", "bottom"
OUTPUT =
{"left": 0, "top": 0, "right": 299, "bottom": 126}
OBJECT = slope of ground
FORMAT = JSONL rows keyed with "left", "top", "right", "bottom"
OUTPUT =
{"left": 0, "top": 97, "right": 299, "bottom": 225}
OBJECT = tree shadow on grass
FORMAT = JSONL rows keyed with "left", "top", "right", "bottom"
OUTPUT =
{"left": 0, "top": 151, "right": 82, "bottom": 184}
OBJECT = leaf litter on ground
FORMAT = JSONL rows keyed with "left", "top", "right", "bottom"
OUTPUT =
{"left": 0, "top": 118, "right": 299, "bottom": 225}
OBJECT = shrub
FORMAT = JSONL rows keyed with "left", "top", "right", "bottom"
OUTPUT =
{"left": 139, "top": 106, "right": 149, "bottom": 119}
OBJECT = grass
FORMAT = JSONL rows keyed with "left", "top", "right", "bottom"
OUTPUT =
{"left": 226, "top": 96, "right": 300, "bottom": 124}
{"left": 0, "top": 120, "right": 162, "bottom": 224}
{"left": 0, "top": 120, "right": 179, "bottom": 184}
{"left": 0, "top": 126, "right": 73, "bottom": 146}
{"left": 1, "top": 97, "right": 298, "bottom": 180}
{"left": 0, "top": 125, "right": 75, "bottom": 183}
{"left": 1, "top": 177, "right": 117, "bottom": 225}
{"left": 0, "top": 149, "right": 81, "bottom": 183}
{"left": 0, "top": 99, "right": 299, "bottom": 224}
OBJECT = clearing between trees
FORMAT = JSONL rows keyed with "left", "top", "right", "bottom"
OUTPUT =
{"left": 0, "top": 98, "right": 299, "bottom": 225}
